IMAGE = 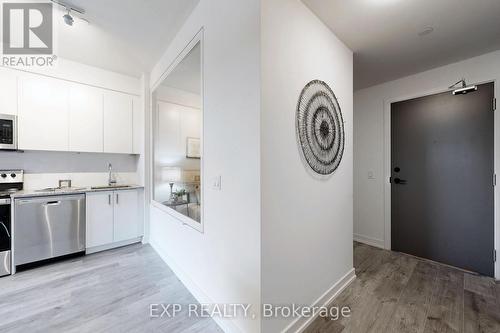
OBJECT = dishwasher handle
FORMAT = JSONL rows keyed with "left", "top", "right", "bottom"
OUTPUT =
{"left": 43, "top": 201, "right": 61, "bottom": 206}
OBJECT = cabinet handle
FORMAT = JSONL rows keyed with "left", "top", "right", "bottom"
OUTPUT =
{"left": 116, "top": 193, "right": 119, "bottom": 205}
{"left": 108, "top": 194, "right": 111, "bottom": 205}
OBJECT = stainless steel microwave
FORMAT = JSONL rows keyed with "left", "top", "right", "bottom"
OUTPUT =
{"left": 0, "top": 114, "right": 17, "bottom": 151}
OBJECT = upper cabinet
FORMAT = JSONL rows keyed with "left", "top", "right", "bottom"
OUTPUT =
{"left": 0, "top": 68, "right": 18, "bottom": 116}
{"left": 18, "top": 76, "right": 70, "bottom": 151}
{"left": 133, "top": 97, "right": 143, "bottom": 155}
{"left": 104, "top": 91, "right": 133, "bottom": 154}
{"left": 69, "top": 85, "right": 104, "bottom": 153}
{"left": 14, "top": 69, "right": 139, "bottom": 155}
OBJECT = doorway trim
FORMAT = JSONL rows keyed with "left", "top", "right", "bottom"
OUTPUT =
{"left": 382, "top": 79, "right": 499, "bottom": 279}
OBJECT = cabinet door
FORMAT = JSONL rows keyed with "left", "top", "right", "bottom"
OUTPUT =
{"left": 0, "top": 68, "right": 18, "bottom": 116}
{"left": 113, "top": 190, "right": 140, "bottom": 242}
{"left": 133, "top": 96, "right": 143, "bottom": 154}
{"left": 69, "top": 85, "right": 103, "bottom": 152}
{"left": 86, "top": 191, "right": 114, "bottom": 248}
{"left": 18, "top": 76, "right": 70, "bottom": 151}
{"left": 103, "top": 92, "right": 133, "bottom": 153}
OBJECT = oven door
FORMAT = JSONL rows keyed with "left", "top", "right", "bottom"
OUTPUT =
{"left": 0, "top": 114, "right": 17, "bottom": 151}
{"left": 0, "top": 198, "right": 11, "bottom": 276}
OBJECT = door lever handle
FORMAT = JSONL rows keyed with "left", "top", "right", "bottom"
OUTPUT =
{"left": 394, "top": 178, "right": 407, "bottom": 185}
{"left": 0, "top": 222, "right": 10, "bottom": 238}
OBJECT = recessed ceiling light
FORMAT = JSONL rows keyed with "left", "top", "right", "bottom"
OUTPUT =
{"left": 418, "top": 27, "right": 434, "bottom": 37}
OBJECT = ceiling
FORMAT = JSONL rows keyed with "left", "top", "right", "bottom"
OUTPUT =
{"left": 51, "top": 0, "right": 199, "bottom": 77}
{"left": 303, "top": 0, "right": 500, "bottom": 90}
{"left": 162, "top": 42, "right": 201, "bottom": 94}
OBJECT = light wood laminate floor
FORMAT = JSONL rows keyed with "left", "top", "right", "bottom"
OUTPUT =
{"left": 306, "top": 242, "right": 500, "bottom": 333}
{"left": 0, "top": 244, "right": 222, "bottom": 333}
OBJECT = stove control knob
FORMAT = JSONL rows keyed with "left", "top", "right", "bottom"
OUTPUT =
{"left": 1, "top": 174, "right": 6, "bottom": 178}
{"left": 11, "top": 173, "right": 16, "bottom": 178}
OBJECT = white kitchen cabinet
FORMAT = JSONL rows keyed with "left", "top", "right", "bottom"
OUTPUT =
{"left": 113, "top": 190, "right": 140, "bottom": 242}
{"left": 104, "top": 92, "right": 133, "bottom": 154}
{"left": 86, "top": 191, "right": 114, "bottom": 248}
{"left": 13, "top": 72, "right": 137, "bottom": 154}
{"left": 86, "top": 188, "right": 143, "bottom": 252}
{"left": 69, "top": 85, "right": 104, "bottom": 152}
{"left": 0, "top": 68, "right": 18, "bottom": 116}
{"left": 133, "top": 96, "right": 143, "bottom": 154}
{"left": 18, "top": 76, "right": 70, "bottom": 151}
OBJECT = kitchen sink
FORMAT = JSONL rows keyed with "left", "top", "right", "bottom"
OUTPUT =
{"left": 90, "top": 185, "right": 133, "bottom": 190}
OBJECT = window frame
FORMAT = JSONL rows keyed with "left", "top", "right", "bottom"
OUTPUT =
{"left": 150, "top": 29, "right": 204, "bottom": 233}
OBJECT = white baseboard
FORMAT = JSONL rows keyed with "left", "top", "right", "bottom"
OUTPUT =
{"left": 353, "top": 233, "right": 385, "bottom": 249}
{"left": 282, "top": 268, "right": 356, "bottom": 333}
{"left": 150, "top": 240, "right": 243, "bottom": 333}
{"left": 86, "top": 237, "right": 143, "bottom": 254}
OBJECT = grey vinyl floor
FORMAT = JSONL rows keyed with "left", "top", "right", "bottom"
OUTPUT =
{"left": 3, "top": 242, "right": 499, "bottom": 333}
{"left": 0, "top": 244, "right": 222, "bottom": 333}
{"left": 305, "top": 242, "right": 500, "bottom": 333}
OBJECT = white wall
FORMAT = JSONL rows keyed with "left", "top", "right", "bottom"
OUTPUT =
{"left": 148, "top": 0, "right": 261, "bottom": 332}
{"left": 261, "top": 0, "right": 354, "bottom": 332}
{"left": 354, "top": 50, "right": 500, "bottom": 278}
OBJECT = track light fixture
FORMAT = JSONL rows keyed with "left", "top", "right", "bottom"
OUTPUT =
{"left": 63, "top": 9, "right": 74, "bottom": 26}
{"left": 50, "top": 0, "right": 86, "bottom": 26}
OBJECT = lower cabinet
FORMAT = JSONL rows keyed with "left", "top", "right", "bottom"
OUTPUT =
{"left": 86, "top": 191, "right": 114, "bottom": 248}
{"left": 86, "top": 189, "right": 143, "bottom": 251}
{"left": 114, "top": 190, "right": 141, "bottom": 242}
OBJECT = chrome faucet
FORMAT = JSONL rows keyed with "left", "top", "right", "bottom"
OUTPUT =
{"left": 108, "top": 163, "right": 117, "bottom": 186}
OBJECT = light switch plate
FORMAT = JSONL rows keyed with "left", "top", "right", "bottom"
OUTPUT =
{"left": 368, "top": 171, "right": 375, "bottom": 180}
{"left": 212, "top": 176, "right": 222, "bottom": 190}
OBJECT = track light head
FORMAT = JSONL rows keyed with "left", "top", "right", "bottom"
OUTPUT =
{"left": 63, "top": 10, "right": 74, "bottom": 26}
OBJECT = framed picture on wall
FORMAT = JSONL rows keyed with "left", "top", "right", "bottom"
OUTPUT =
{"left": 186, "top": 137, "right": 201, "bottom": 159}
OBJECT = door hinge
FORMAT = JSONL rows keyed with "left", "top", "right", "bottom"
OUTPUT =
{"left": 494, "top": 174, "right": 497, "bottom": 187}
{"left": 494, "top": 98, "right": 497, "bottom": 111}
{"left": 494, "top": 250, "right": 497, "bottom": 263}
{"left": 389, "top": 177, "right": 392, "bottom": 184}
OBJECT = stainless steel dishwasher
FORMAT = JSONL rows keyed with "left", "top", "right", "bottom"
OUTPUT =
{"left": 13, "top": 194, "right": 85, "bottom": 268}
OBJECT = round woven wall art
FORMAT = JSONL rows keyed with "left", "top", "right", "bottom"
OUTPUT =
{"left": 296, "top": 80, "right": 345, "bottom": 175}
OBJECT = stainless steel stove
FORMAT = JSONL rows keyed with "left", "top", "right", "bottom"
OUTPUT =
{"left": 0, "top": 170, "right": 23, "bottom": 276}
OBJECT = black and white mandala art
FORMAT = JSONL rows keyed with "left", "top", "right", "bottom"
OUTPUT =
{"left": 296, "top": 80, "right": 345, "bottom": 176}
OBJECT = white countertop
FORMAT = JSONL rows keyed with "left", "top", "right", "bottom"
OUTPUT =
{"left": 11, "top": 185, "right": 144, "bottom": 199}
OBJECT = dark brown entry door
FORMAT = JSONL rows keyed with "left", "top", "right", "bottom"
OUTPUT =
{"left": 391, "top": 82, "right": 495, "bottom": 277}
